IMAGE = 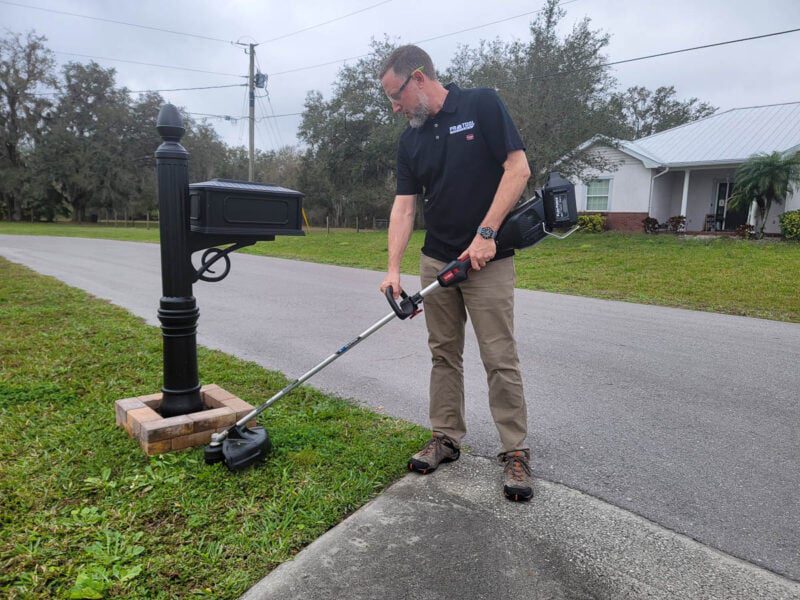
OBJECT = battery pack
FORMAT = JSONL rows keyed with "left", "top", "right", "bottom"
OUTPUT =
{"left": 496, "top": 171, "right": 578, "bottom": 251}
{"left": 543, "top": 171, "right": 578, "bottom": 229}
{"left": 496, "top": 197, "right": 548, "bottom": 251}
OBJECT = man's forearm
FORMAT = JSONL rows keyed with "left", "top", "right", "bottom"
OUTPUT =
{"left": 387, "top": 195, "right": 417, "bottom": 273}
{"left": 480, "top": 151, "right": 531, "bottom": 231}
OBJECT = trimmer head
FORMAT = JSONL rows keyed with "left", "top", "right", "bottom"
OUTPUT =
{"left": 203, "top": 442, "right": 225, "bottom": 464}
{"left": 204, "top": 424, "right": 272, "bottom": 471}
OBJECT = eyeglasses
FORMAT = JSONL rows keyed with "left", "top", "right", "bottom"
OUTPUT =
{"left": 389, "top": 66, "right": 424, "bottom": 101}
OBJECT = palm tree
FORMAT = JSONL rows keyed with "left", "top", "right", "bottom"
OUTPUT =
{"left": 729, "top": 151, "right": 800, "bottom": 239}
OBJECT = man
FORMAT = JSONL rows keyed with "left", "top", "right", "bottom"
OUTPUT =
{"left": 378, "top": 45, "right": 533, "bottom": 501}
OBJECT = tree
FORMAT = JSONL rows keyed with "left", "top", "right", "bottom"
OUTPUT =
{"left": 611, "top": 85, "right": 717, "bottom": 139}
{"left": 0, "top": 31, "right": 57, "bottom": 220}
{"left": 256, "top": 145, "right": 302, "bottom": 190}
{"left": 298, "top": 39, "right": 405, "bottom": 226}
{"left": 34, "top": 62, "right": 132, "bottom": 222}
{"left": 728, "top": 151, "right": 800, "bottom": 239}
{"left": 218, "top": 145, "right": 250, "bottom": 181}
{"left": 124, "top": 92, "right": 166, "bottom": 219}
{"left": 445, "top": 0, "right": 626, "bottom": 184}
{"left": 182, "top": 118, "right": 229, "bottom": 183}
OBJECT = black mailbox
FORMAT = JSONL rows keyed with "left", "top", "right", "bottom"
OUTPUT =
{"left": 189, "top": 178, "right": 304, "bottom": 238}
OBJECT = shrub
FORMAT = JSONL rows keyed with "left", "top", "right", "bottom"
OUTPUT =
{"left": 642, "top": 217, "right": 659, "bottom": 233}
{"left": 779, "top": 209, "right": 800, "bottom": 240}
{"left": 735, "top": 223, "right": 755, "bottom": 239}
{"left": 577, "top": 214, "right": 606, "bottom": 233}
{"left": 666, "top": 215, "right": 686, "bottom": 233}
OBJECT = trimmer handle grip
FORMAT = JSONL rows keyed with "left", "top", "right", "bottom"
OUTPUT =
{"left": 385, "top": 286, "right": 422, "bottom": 320}
{"left": 436, "top": 258, "right": 472, "bottom": 287}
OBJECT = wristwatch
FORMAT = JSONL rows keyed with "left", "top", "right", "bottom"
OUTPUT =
{"left": 477, "top": 225, "right": 497, "bottom": 240}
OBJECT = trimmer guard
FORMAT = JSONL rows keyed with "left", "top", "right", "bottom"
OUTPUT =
{"left": 221, "top": 424, "right": 272, "bottom": 471}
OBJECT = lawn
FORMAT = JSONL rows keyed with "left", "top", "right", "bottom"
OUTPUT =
{"left": 1, "top": 222, "right": 799, "bottom": 322}
{"left": 0, "top": 258, "right": 428, "bottom": 599}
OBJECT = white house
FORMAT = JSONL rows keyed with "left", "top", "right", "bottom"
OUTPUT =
{"left": 572, "top": 102, "right": 800, "bottom": 233}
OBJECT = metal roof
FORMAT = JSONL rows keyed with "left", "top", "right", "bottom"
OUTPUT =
{"left": 620, "top": 102, "right": 800, "bottom": 168}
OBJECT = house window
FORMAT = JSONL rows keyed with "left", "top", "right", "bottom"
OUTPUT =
{"left": 585, "top": 179, "right": 610, "bottom": 211}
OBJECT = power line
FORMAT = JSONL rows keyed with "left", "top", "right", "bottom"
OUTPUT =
{"left": 129, "top": 83, "right": 247, "bottom": 93}
{"left": 31, "top": 5, "right": 795, "bottom": 149}
{"left": 187, "top": 111, "right": 246, "bottom": 121}
{"left": 40, "top": 24, "right": 797, "bottom": 130}
{"left": 257, "top": 111, "right": 304, "bottom": 119}
{"left": 254, "top": 54, "right": 285, "bottom": 146}
{"left": 52, "top": 50, "right": 243, "bottom": 78}
{"left": 413, "top": 0, "right": 579, "bottom": 46}
{"left": 253, "top": 54, "right": 272, "bottom": 142}
{"left": 259, "top": 0, "right": 392, "bottom": 44}
{"left": 32, "top": 83, "right": 247, "bottom": 97}
{"left": 265, "top": 95, "right": 285, "bottom": 146}
{"left": 509, "top": 26, "right": 800, "bottom": 84}
{"left": 186, "top": 110, "right": 303, "bottom": 121}
{"left": 256, "top": 96, "right": 278, "bottom": 142}
{"left": 0, "top": 0, "right": 235, "bottom": 44}
{"left": 270, "top": 52, "right": 370, "bottom": 77}
{"left": 264, "top": 25, "right": 800, "bottom": 126}
{"left": 270, "top": 22, "right": 800, "bottom": 89}
{"left": 255, "top": 109, "right": 276, "bottom": 151}
{"left": 268, "top": 0, "right": 578, "bottom": 77}
{"left": 257, "top": 93, "right": 285, "bottom": 146}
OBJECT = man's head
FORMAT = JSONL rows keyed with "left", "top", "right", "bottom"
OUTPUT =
{"left": 380, "top": 45, "right": 438, "bottom": 128}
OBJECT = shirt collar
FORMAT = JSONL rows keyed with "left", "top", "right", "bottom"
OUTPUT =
{"left": 439, "top": 83, "right": 460, "bottom": 114}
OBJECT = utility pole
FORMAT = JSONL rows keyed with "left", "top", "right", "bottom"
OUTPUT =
{"left": 236, "top": 40, "right": 265, "bottom": 182}
{"left": 248, "top": 43, "right": 256, "bottom": 182}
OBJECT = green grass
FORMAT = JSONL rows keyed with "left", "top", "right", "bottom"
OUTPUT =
{"left": 0, "top": 258, "right": 428, "bottom": 599}
{"left": 1, "top": 222, "right": 799, "bottom": 322}
{"left": 0, "top": 222, "right": 163, "bottom": 243}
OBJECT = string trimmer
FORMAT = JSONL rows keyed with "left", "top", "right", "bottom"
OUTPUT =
{"left": 204, "top": 172, "right": 578, "bottom": 470}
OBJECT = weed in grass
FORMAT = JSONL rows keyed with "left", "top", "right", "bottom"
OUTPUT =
{"left": 82, "top": 468, "right": 118, "bottom": 493}
{"left": 84, "top": 530, "right": 145, "bottom": 566}
{"left": 60, "top": 507, "right": 107, "bottom": 528}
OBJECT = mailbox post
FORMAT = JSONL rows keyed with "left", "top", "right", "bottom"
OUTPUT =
{"left": 156, "top": 105, "right": 202, "bottom": 417}
{"left": 154, "top": 104, "right": 303, "bottom": 418}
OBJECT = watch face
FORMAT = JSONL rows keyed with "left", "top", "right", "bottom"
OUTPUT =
{"left": 479, "top": 226, "right": 496, "bottom": 239}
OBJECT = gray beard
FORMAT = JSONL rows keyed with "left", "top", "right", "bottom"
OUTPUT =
{"left": 408, "top": 95, "right": 431, "bottom": 128}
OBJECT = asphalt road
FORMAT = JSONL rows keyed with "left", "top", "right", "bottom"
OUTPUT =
{"left": 2, "top": 234, "right": 798, "bottom": 581}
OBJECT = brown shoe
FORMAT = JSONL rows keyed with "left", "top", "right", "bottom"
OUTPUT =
{"left": 500, "top": 449, "right": 533, "bottom": 501}
{"left": 408, "top": 434, "right": 460, "bottom": 474}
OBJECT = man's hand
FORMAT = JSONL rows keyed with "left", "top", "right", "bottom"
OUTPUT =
{"left": 380, "top": 272, "right": 403, "bottom": 298}
{"left": 458, "top": 235, "right": 497, "bottom": 271}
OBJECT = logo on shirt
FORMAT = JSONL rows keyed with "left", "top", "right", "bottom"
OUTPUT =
{"left": 449, "top": 121, "right": 475, "bottom": 135}
{"left": 465, "top": 133, "right": 475, "bottom": 141}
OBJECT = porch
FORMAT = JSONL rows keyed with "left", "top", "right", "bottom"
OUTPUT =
{"left": 649, "top": 167, "right": 751, "bottom": 233}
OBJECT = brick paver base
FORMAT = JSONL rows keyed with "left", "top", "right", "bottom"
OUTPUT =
{"left": 115, "top": 385, "right": 255, "bottom": 455}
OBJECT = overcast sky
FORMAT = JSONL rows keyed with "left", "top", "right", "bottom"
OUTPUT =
{"left": 3, "top": 0, "right": 800, "bottom": 151}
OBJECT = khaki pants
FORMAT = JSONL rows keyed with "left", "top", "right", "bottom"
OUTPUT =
{"left": 420, "top": 254, "right": 528, "bottom": 454}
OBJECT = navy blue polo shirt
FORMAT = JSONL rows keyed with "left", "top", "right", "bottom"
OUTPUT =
{"left": 395, "top": 83, "right": 525, "bottom": 262}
